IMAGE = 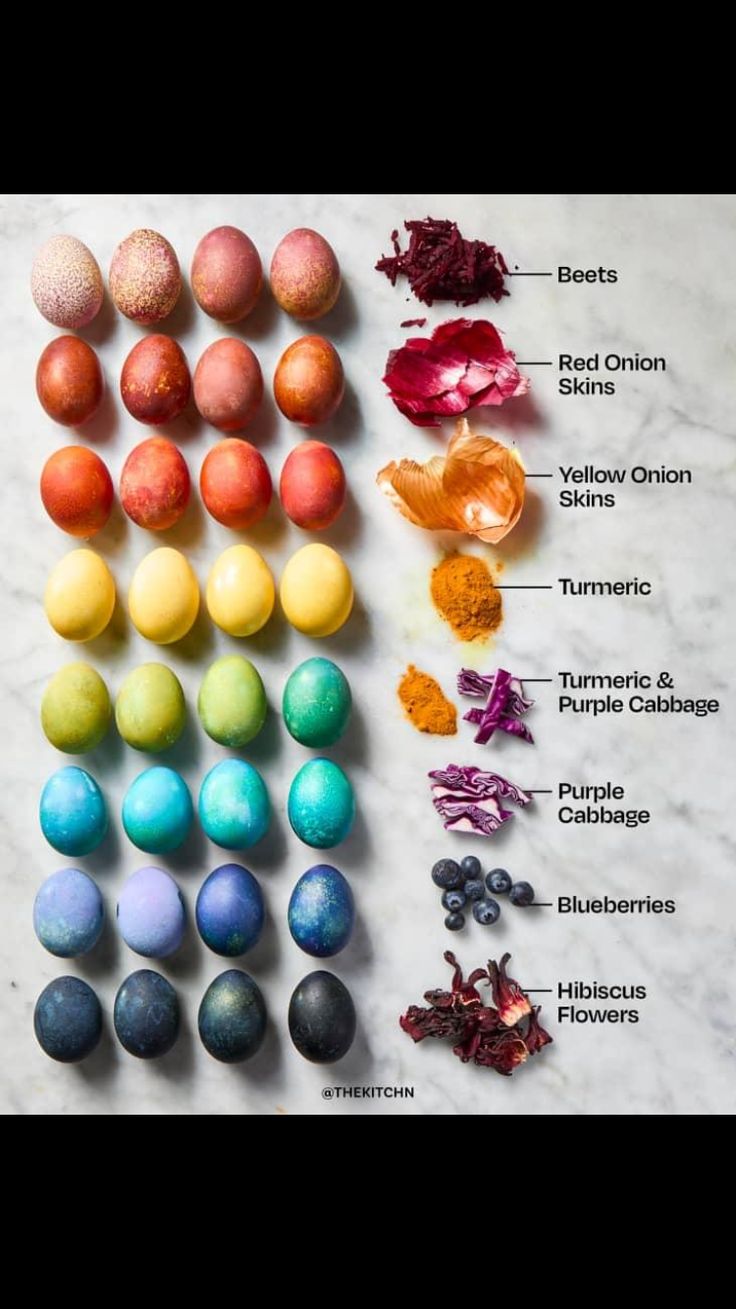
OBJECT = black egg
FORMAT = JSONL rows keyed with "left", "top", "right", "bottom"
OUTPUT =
{"left": 288, "top": 969, "right": 356, "bottom": 1064}
{"left": 114, "top": 969, "right": 179, "bottom": 1059}
{"left": 34, "top": 975, "right": 102, "bottom": 1062}
{"left": 198, "top": 969, "right": 267, "bottom": 1063}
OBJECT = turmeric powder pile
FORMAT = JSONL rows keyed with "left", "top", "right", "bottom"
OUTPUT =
{"left": 398, "top": 665, "right": 457, "bottom": 735}
{"left": 430, "top": 552, "right": 503, "bottom": 642}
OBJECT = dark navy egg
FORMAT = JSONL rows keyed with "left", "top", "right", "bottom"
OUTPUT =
{"left": 34, "top": 975, "right": 102, "bottom": 1062}
{"left": 195, "top": 863, "right": 264, "bottom": 956}
{"left": 288, "top": 969, "right": 356, "bottom": 1063}
{"left": 198, "top": 969, "right": 267, "bottom": 1063}
{"left": 114, "top": 969, "right": 179, "bottom": 1059}
{"left": 288, "top": 864, "right": 354, "bottom": 957}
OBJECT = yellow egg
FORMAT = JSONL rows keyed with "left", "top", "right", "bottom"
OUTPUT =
{"left": 44, "top": 549, "right": 116, "bottom": 642}
{"left": 129, "top": 547, "right": 200, "bottom": 644}
{"left": 280, "top": 543, "right": 353, "bottom": 637}
{"left": 206, "top": 545, "right": 275, "bottom": 637}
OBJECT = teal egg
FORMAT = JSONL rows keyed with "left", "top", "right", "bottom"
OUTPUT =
{"left": 198, "top": 759, "right": 270, "bottom": 850}
{"left": 283, "top": 656, "right": 351, "bottom": 748}
{"left": 40, "top": 766, "right": 108, "bottom": 856}
{"left": 122, "top": 766, "right": 193, "bottom": 854}
{"left": 287, "top": 758, "right": 355, "bottom": 849}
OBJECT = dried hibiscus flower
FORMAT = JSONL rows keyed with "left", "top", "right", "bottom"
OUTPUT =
{"left": 458, "top": 667, "right": 535, "bottom": 745}
{"left": 376, "top": 417, "right": 525, "bottom": 544}
{"left": 428, "top": 763, "right": 532, "bottom": 836}
{"left": 376, "top": 218, "right": 509, "bottom": 307}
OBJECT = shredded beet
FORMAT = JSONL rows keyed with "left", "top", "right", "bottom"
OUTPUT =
{"left": 458, "top": 667, "right": 535, "bottom": 745}
{"left": 400, "top": 317, "right": 427, "bottom": 328}
{"left": 400, "top": 951, "right": 552, "bottom": 1076}
{"left": 377, "top": 217, "right": 510, "bottom": 307}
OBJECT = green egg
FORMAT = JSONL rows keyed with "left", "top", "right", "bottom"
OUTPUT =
{"left": 198, "top": 655, "right": 267, "bottom": 748}
{"left": 41, "top": 662, "right": 111, "bottom": 753}
{"left": 116, "top": 663, "right": 186, "bottom": 753}
{"left": 283, "top": 657, "right": 351, "bottom": 748}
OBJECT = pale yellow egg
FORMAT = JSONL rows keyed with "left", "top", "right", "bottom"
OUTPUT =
{"left": 280, "top": 543, "right": 353, "bottom": 637}
{"left": 206, "top": 545, "right": 275, "bottom": 637}
{"left": 44, "top": 549, "right": 116, "bottom": 642}
{"left": 129, "top": 547, "right": 199, "bottom": 644}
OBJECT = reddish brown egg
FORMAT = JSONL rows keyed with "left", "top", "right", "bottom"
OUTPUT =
{"left": 193, "top": 338, "right": 263, "bottom": 432}
{"left": 200, "top": 440, "right": 272, "bottom": 529}
{"left": 273, "top": 336, "right": 344, "bottom": 426}
{"left": 36, "top": 336, "right": 104, "bottom": 427}
{"left": 280, "top": 440, "right": 346, "bottom": 530}
{"left": 270, "top": 229, "right": 340, "bottom": 320}
{"left": 40, "top": 446, "right": 113, "bottom": 537}
{"left": 109, "top": 229, "right": 181, "bottom": 324}
{"left": 120, "top": 436, "right": 191, "bottom": 531}
{"left": 191, "top": 226, "right": 262, "bottom": 323}
{"left": 120, "top": 335, "right": 191, "bottom": 425}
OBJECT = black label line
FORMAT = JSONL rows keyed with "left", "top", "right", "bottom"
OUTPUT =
{"left": 495, "top": 585, "right": 554, "bottom": 590}
{"left": 516, "top": 360, "right": 554, "bottom": 365}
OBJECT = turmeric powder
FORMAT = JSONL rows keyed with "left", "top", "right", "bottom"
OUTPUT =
{"left": 398, "top": 665, "right": 457, "bottom": 735}
{"left": 430, "top": 552, "right": 503, "bottom": 642}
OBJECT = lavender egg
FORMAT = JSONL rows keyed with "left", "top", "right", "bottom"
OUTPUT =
{"left": 117, "top": 865, "right": 185, "bottom": 958}
{"left": 33, "top": 867, "right": 104, "bottom": 958}
{"left": 32, "top": 235, "right": 103, "bottom": 329}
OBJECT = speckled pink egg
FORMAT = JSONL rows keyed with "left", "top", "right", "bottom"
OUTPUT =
{"left": 270, "top": 229, "right": 341, "bottom": 320}
{"left": 193, "top": 338, "right": 263, "bottom": 432}
{"left": 109, "top": 229, "right": 181, "bottom": 324}
{"left": 31, "top": 236, "right": 103, "bottom": 329}
{"left": 191, "top": 226, "right": 262, "bottom": 323}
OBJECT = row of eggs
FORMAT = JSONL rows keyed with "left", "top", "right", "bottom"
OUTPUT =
{"left": 43, "top": 655, "right": 351, "bottom": 754}
{"left": 40, "top": 758, "right": 356, "bottom": 855}
{"left": 35, "top": 968, "right": 356, "bottom": 1065}
{"left": 45, "top": 542, "right": 354, "bottom": 642}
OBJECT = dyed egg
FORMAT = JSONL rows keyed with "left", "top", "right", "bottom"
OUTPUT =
{"left": 288, "top": 970, "right": 356, "bottom": 1063}
{"left": 40, "top": 765, "right": 108, "bottom": 856}
{"left": 122, "top": 766, "right": 193, "bottom": 853}
{"left": 280, "top": 543, "right": 353, "bottom": 637}
{"left": 36, "top": 336, "right": 103, "bottom": 426}
{"left": 195, "top": 863, "right": 264, "bottom": 956}
{"left": 198, "top": 970, "right": 267, "bottom": 1063}
{"left": 270, "top": 229, "right": 340, "bottom": 320}
{"left": 120, "top": 437, "right": 191, "bottom": 531}
{"left": 200, "top": 439, "right": 272, "bottom": 529}
{"left": 114, "top": 969, "right": 179, "bottom": 1058}
{"left": 34, "top": 976, "right": 102, "bottom": 1063}
{"left": 193, "top": 338, "right": 263, "bottom": 431}
{"left": 115, "top": 662, "right": 186, "bottom": 752}
{"left": 31, "top": 235, "right": 103, "bottom": 329}
{"left": 287, "top": 758, "right": 355, "bottom": 849}
{"left": 198, "top": 655, "right": 266, "bottom": 748}
{"left": 33, "top": 867, "right": 104, "bottom": 957}
{"left": 206, "top": 544, "right": 274, "bottom": 637}
{"left": 128, "top": 547, "right": 199, "bottom": 644}
{"left": 198, "top": 759, "right": 270, "bottom": 850}
{"left": 191, "top": 225, "right": 262, "bottom": 323}
{"left": 40, "top": 446, "right": 113, "bottom": 538}
{"left": 283, "top": 657, "right": 351, "bottom": 748}
{"left": 280, "top": 440, "right": 346, "bottom": 530}
{"left": 117, "top": 866, "right": 186, "bottom": 958}
{"left": 288, "top": 864, "right": 354, "bottom": 958}
{"left": 41, "top": 662, "right": 111, "bottom": 754}
{"left": 273, "top": 335, "right": 344, "bottom": 426}
{"left": 120, "top": 335, "right": 191, "bottom": 425}
{"left": 109, "top": 229, "right": 181, "bottom": 324}
{"left": 44, "top": 548, "right": 116, "bottom": 642}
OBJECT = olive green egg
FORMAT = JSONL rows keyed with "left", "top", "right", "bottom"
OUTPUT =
{"left": 115, "top": 663, "right": 186, "bottom": 752}
{"left": 198, "top": 655, "right": 267, "bottom": 748}
{"left": 41, "top": 662, "right": 111, "bottom": 753}
{"left": 282, "top": 657, "right": 351, "bottom": 748}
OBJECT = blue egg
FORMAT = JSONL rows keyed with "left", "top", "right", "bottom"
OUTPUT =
{"left": 33, "top": 867, "right": 104, "bottom": 957}
{"left": 198, "top": 969, "right": 267, "bottom": 1063}
{"left": 40, "top": 765, "right": 108, "bottom": 856}
{"left": 198, "top": 759, "right": 270, "bottom": 850}
{"left": 196, "top": 863, "right": 264, "bottom": 956}
{"left": 287, "top": 758, "right": 355, "bottom": 849}
{"left": 114, "top": 969, "right": 179, "bottom": 1059}
{"left": 288, "top": 863, "right": 354, "bottom": 957}
{"left": 122, "top": 765, "right": 193, "bottom": 853}
{"left": 34, "top": 976, "right": 102, "bottom": 1062}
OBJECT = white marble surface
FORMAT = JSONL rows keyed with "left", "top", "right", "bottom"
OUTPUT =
{"left": 0, "top": 193, "right": 734, "bottom": 1115}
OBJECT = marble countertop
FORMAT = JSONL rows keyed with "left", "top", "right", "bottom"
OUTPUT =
{"left": 1, "top": 193, "right": 734, "bottom": 1115}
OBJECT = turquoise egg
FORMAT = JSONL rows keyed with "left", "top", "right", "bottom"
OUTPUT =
{"left": 198, "top": 759, "right": 270, "bottom": 850}
{"left": 287, "top": 758, "right": 355, "bottom": 849}
{"left": 282, "top": 657, "right": 352, "bottom": 748}
{"left": 40, "top": 766, "right": 108, "bottom": 856}
{"left": 122, "top": 766, "right": 193, "bottom": 854}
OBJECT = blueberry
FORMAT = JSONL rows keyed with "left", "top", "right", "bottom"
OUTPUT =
{"left": 473, "top": 898, "right": 500, "bottom": 925}
{"left": 464, "top": 879, "right": 485, "bottom": 902}
{"left": 431, "top": 859, "right": 462, "bottom": 890}
{"left": 509, "top": 881, "right": 535, "bottom": 907}
{"left": 460, "top": 855, "right": 482, "bottom": 882}
{"left": 486, "top": 868, "right": 512, "bottom": 895}
{"left": 441, "top": 889, "right": 466, "bottom": 913}
{"left": 444, "top": 912, "right": 465, "bottom": 931}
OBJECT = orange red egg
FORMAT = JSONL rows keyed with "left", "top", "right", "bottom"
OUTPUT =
{"left": 273, "top": 335, "right": 344, "bottom": 426}
{"left": 120, "top": 437, "right": 191, "bottom": 531}
{"left": 40, "top": 447, "right": 113, "bottom": 537}
{"left": 200, "top": 439, "right": 272, "bottom": 530}
{"left": 36, "top": 336, "right": 103, "bottom": 427}
{"left": 280, "top": 441, "right": 346, "bottom": 530}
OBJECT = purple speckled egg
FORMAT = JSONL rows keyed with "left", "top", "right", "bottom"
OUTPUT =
{"left": 117, "top": 865, "right": 185, "bottom": 958}
{"left": 109, "top": 229, "right": 181, "bottom": 325}
{"left": 32, "top": 235, "right": 103, "bottom": 329}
